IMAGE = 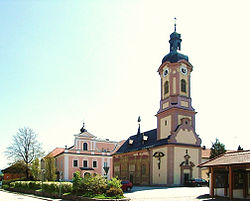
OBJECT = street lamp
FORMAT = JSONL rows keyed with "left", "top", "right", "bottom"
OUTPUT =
{"left": 41, "top": 169, "right": 46, "bottom": 192}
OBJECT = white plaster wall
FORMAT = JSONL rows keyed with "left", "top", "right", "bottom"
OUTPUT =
{"left": 173, "top": 147, "right": 199, "bottom": 185}
{"left": 152, "top": 147, "right": 167, "bottom": 184}
{"left": 64, "top": 155, "right": 69, "bottom": 180}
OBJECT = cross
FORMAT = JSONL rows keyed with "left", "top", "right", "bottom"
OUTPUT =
{"left": 174, "top": 17, "right": 177, "bottom": 32}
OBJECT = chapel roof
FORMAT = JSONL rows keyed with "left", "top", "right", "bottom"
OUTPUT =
{"left": 115, "top": 129, "right": 169, "bottom": 154}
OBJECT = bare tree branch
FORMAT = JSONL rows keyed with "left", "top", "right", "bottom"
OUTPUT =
{"left": 5, "top": 127, "right": 44, "bottom": 168}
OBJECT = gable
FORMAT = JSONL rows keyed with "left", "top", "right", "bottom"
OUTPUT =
{"left": 175, "top": 129, "right": 197, "bottom": 144}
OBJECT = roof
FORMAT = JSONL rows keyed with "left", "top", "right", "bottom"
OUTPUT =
{"left": 115, "top": 129, "right": 169, "bottom": 154}
{"left": 47, "top": 147, "right": 65, "bottom": 157}
{"left": 198, "top": 150, "right": 250, "bottom": 167}
{"left": 202, "top": 149, "right": 211, "bottom": 159}
{"left": 162, "top": 52, "right": 189, "bottom": 63}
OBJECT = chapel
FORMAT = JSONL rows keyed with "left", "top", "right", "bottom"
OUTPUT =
{"left": 113, "top": 25, "right": 202, "bottom": 186}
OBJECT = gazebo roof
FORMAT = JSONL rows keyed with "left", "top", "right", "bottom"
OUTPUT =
{"left": 198, "top": 150, "right": 250, "bottom": 167}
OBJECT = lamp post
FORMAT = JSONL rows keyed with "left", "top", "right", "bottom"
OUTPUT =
{"left": 59, "top": 171, "right": 63, "bottom": 197}
{"left": 41, "top": 169, "right": 45, "bottom": 192}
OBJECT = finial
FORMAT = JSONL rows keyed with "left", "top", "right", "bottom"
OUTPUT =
{"left": 137, "top": 116, "right": 141, "bottom": 135}
{"left": 174, "top": 17, "right": 177, "bottom": 32}
{"left": 138, "top": 116, "right": 141, "bottom": 123}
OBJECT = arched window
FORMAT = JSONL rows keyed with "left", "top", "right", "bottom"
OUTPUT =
{"left": 84, "top": 172, "right": 90, "bottom": 177}
{"left": 83, "top": 142, "right": 88, "bottom": 151}
{"left": 181, "top": 79, "right": 186, "bottom": 93}
{"left": 164, "top": 81, "right": 169, "bottom": 94}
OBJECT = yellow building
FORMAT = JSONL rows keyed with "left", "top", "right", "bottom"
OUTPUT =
{"left": 113, "top": 27, "right": 202, "bottom": 186}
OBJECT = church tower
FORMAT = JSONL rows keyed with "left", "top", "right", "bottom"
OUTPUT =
{"left": 156, "top": 27, "right": 200, "bottom": 147}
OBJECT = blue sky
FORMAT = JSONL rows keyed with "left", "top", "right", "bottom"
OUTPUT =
{"left": 1, "top": 0, "right": 250, "bottom": 169}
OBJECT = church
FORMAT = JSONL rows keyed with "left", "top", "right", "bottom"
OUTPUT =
{"left": 113, "top": 26, "right": 202, "bottom": 186}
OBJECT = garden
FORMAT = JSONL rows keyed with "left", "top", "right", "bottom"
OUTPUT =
{"left": 2, "top": 171, "right": 128, "bottom": 201}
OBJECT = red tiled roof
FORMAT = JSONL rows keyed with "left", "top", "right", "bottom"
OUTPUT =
{"left": 202, "top": 149, "right": 211, "bottom": 159}
{"left": 47, "top": 148, "right": 64, "bottom": 157}
{"left": 198, "top": 150, "right": 250, "bottom": 167}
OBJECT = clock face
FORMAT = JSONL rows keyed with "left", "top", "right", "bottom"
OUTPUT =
{"left": 163, "top": 68, "right": 169, "bottom": 77}
{"left": 180, "top": 66, "right": 188, "bottom": 75}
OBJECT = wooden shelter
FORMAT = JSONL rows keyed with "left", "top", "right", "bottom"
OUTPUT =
{"left": 198, "top": 150, "right": 250, "bottom": 200}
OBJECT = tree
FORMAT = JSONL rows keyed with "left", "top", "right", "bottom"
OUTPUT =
{"left": 31, "top": 158, "right": 41, "bottom": 180}
{"left": 44, "top": 156, "right": 56, "bottom": 181}
{"left": 5, "top": 127, "right": 44, "bottom": 178}
{"left": 210, "top": 138, "right": 226, "bottom": 159}
{"left": 238, "top": 145, "right": 243, "bottom": 151}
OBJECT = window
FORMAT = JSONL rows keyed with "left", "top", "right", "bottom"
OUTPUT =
{"left": 164, "top": 81, "right": 169, "bottom": 94}
{"left": 73, "top": 160, "right": 78, "bottom": 167}
{"left": 104, "top": 161, "right": 108, "bottom": 167}
{"left": 215, "top": 172, "right": 228, "bottom": 188}
{"left": 84, "top": 172, "right": 90, "bottom": 177}
{"left": 83, "top": 143, "right": 88, "bottom": 151}
{"left": 234, "top": 171, "right": 244, "bottom": 189}
{"left": 83, "top": 160, "right": 88, "bottom": 168}
{"left": 165, "top": 120, "right": 168, "bottom": 126}
{"left": 93, "top": 161, "right": 97, "bottom": 168}
{"left": 181, "top": 79, "right": 186, "bottom": 93}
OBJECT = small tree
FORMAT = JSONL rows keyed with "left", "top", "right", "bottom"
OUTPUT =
{"left": 44, "top": 156, "right": 56, "bottom": 181}
{"left": 210, "top": 138, "right": 226, "bottom": 159}
{"left": 238, "top": 145, "right": 243, "bottom": 151}
{"left": 31, "top": 158, "right": 41, "bottom": 180}
{"left": 5, "top": 127, "right": 44, "bottom": 178}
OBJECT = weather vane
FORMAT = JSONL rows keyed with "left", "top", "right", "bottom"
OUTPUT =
{"left": 174, "top": 17, "right": 177, "bottom": 32}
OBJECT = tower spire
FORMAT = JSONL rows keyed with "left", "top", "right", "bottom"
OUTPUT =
{"left": 137, "top": 116, "right": 141, "bottom": 135}
{"left": 174, "top": 17, "right": 177, "bottom": 32}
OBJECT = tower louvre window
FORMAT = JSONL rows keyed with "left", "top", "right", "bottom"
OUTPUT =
{"left": 181, "top": 79, "right": 186, "bottom": 93}
{"left": 164, "top": 81, "right": 169, "bottom": 94}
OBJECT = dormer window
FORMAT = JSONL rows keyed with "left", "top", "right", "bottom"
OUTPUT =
{"left": 143, "top": 135, "right": 148, "bottom": 141}
{"left": 83, "top": 143, "right": 88, "bottom": 151}
{"left": 129, "top": 139, "right": 133, "bottom": 145}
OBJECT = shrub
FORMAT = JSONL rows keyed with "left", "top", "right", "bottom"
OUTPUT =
{"left": 29, "top": 181, "right": 42, "bottom": 190}
{"left": 2, "top": 184, "right": 9, "bottom": 189}
{"left": 42, "top": 182, "right": 59, "bottom": 192}
{"left": 72, "top": 171, "right": 82, "bottom": 194}
{"left": 61, "top": 182, "right": 73, "bottom": 193}
{"left": 2, "top": 177, "right": 26, "bottom": 188}
{"left": 83, "top": 174, "right": 107, "bottom": 195}
{"left": 106, "top": 177, "right": 123, "bottom": 197}
{"left": 42, "top": 181, "right": 73, "bottom": 193}
{"left": 106, "top": 187, "right": 123, "bottom": 197}
{"left": 107, "top": 177, "right": 122, "bottom": 189}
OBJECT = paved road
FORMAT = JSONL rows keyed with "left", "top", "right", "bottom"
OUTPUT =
{"left": 124, "top": 186, "right": 229, "bottom": 201}
{"left": 0, "top": 189, "right": 65, "bottom": 201}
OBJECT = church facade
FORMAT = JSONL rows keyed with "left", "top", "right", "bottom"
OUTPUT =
{"left": 113, "top": 28, "right": 202, "bottom": 186}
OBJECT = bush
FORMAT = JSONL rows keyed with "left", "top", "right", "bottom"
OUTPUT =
{"left": 29, "top": 181, "right": 42, "bottom": 190}
{"left": 42, "top": 182, "right": 58, "bottom": 192}
{"left": 61, "top": 182, "right": 73, "bottom": 193}
{"left": 84, "top": 174, "right": 107, "bottom": 195}
{"left": 2, "top": 177, "right": 26, "bottom": 188}
{"left": 106, "top": 177, "right": 123, "bottom": 197}
{"left": 2, "top": 184, "right": 9, "bottom": 189}
{"left": 8, "top": 181, "right": 72, "bottom": 194}
{"left": 107, "top": 177, "right": 122, "bottom": 189}
{"left": 72, "top": 171, "right": 82, "bottom": 194}
{"left": 106, "top": 187, "right": 123, "bottom": 198}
